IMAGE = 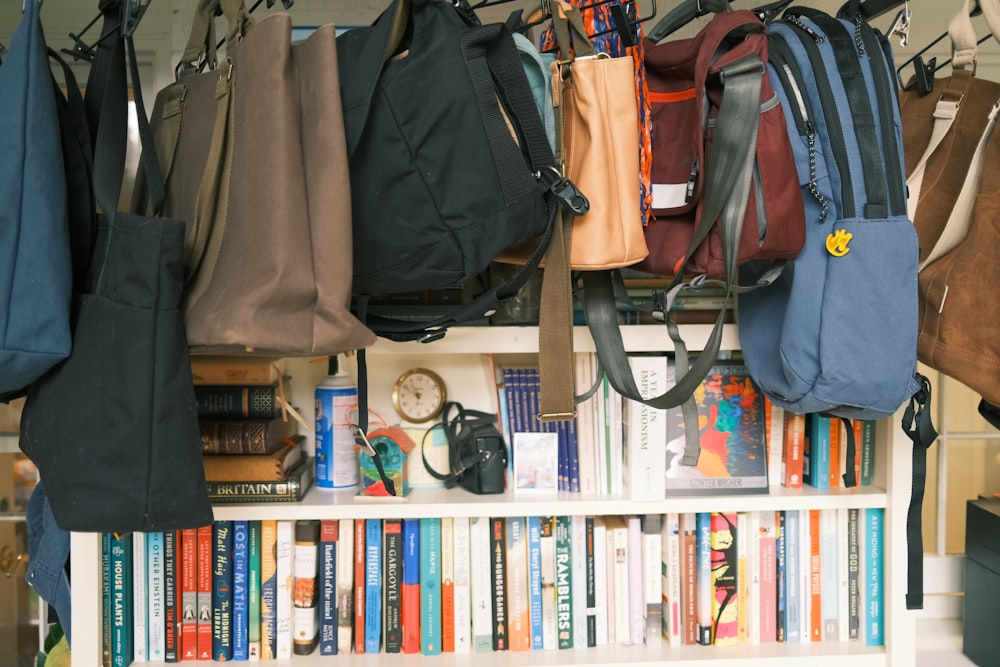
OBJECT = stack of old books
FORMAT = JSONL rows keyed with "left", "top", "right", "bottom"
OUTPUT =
{"left": 192, "top": 356, "right": 314, "bottom": 503}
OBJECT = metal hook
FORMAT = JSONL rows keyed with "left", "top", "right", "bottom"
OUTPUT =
{"left": 888, "top": 0, "right": 911, "bottom": 47}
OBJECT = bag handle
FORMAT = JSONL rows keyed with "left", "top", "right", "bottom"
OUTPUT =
{"left": 178, "top": 0, "right": 254, "bottom": 75}
{"left": 948, "top": 0, "right": 1000, "bottom": 70}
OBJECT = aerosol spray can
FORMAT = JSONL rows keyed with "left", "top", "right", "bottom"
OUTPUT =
{"left": 314, "top": 356, "right": 359, "bottom": 489}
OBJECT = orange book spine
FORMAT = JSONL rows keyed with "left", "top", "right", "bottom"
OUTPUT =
{"left": 809, "top": 510, "right": 822, "bottom": 642}
{"left": 180, "top": 528, "right": 198, "bottom": 661}
{"left": 782, "top": 413, "right": 805, "bottom": 488}
{"left": 853, "top": 419, "right": 864, "bottom": 484}
{"left": 401, "top": 519, "right": 421, "bottom": 654}
{"left": 354, "top": 519, "right": 366, "bottom": 654}
{"left": 828, "top": 419, "right": 841, "bottom": 488}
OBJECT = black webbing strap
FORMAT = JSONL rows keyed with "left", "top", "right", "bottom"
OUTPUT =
{"left": 901, "top": 373, "right": 937, "bottom": 610}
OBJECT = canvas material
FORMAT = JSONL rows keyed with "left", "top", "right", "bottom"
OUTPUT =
{"left": 338, "top": 0, "right": 556, "bottom": 297}
{"left": 0, "top": 0, "right": 72, "bottom": 396}
{"left": 638, "top": 10, "right": 804, "bottom": 278}
{"left": 738, "top": 11, "right": 920, "bottom": 419}
{"left": 140, "top": 7, "right": 375, "bottom": 356}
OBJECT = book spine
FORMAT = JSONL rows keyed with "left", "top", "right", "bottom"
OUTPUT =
{"left": 776, "top": 512, "right": 786, "bottom": 643}
{"left": 452, "top": 516, "right": 472, "bottom": 653}
{"left": 799, "top": 508, "right": 811, "bottom": 643}
{"left": 275, "top": 520, "right": 294, "bottom": 659}
{"left": 421, "top": 517, "right": 443, "bottom": 655}
{"left": 196, "top": 524, "right": 213, "bottom": 661}
{"left": 610, "top": 519, "right": 629, "bottom": 645}
{"left": 469, "top": 516, "right": 493, "bottom": 652}
{"left": 336, "top": 519, "right": 354, "bottom": 654}
{"left": 765, "top": 399, "right": 785, "bottom": 488}
{"left": 784, "top": 511, "right": 800, "bottom": 643}
{"left": 489, "top": 516, "right": 508, "bottom": 651}
{"left": 821, "top": 509, "right": 840, "bottom": 642}
{"left": 737, "top": 512, "right": 749, "bottom": 644}
{"left": 247, "top": 520, "right": 262, "bottom": 661}
{"left": 259, "top": 520, "right": 278, "bottom": 660}
{"left": 194, "top": 384, "right": 280, "bottom": 419}
{"left": 538, "top": 516, "right": 557, "bottom": 650}
{"left": 199, "top": 418, "right": 294, "bottom": 455}
{"left": 848, "top": 509, "right": 861, "bottom": 641}
{"left": 190, "top": 356, "right": 282, "bottom": 385}
{"left": 293, "top": 520, "right": 320, "bottom": 656}
{"left": 592, "top": 518, "right": 609, "bottom": 646}
{"left": 179, "top": 528, "right": 198, "bottom": 661}
{"left": 211, "top": 522, "right": 233, "bottom": 661}
{"left": 586, "top": 517, "right": 599, "bottom": 648}
{"left": 809, "top": 509, "right": 823, "bottom": 642}
{"left": 663, "top": 513, "right": 681, "bottom": 645}
{"left": 860, "top": 420, "right": 877, "bottom": 486}
{"left": 506, "top": 517, "right": 531, "bottom": 651}
{"left": 782, "top": 412, "right": 805, "bottom": 488}
{"left": 758, "top": 512, "right": 778, "bottom": 644}
{"left": 401, "top": 518, "right": 421, "bottom": 654}
{"left": 746, "top": 512, "right": 759, "bottom": 644}
{"left": 806, "top": 414, "right": 831, "bottom": 490}
{"left": 626, "top": 356, "right": 669, "bottom": 501}
{"left": 133, "top": 532, "right": 147, "bottom": 663}
{"left": 147, "top": 532, "right": 166, "bottom": 661}
{"left": 353, "top": 519, "right": 366, "bottom": 654}
{"left": 110, "top": 533, "right": 134, "bottom": 667}
{"left": 163, "top": 531, "right": 179, "bottom": 663}
{"left": 864, "top": 508, "right": 884, "bottom": 646}
{"left": 680, "top": 513, "right": 698, "bottom": 645}
{"left": 318, "top": 520, "right": 339, "bottom": 655}
{"left": 554, "top": 516, "right": 574, "bottom": 649}
{"left": 364, "top": 519, "right": 382, "bottom": 654}
{"left": 642, "top": 514, "right": 662, "bottom": 649}
{"left": 232, "top": 521, "right": 249, "bottom": 661}
{"left": 571, "top": 515, "right": 589, "bottom": 649}
{"left": 695, "top": 513, "right": 712, "bottom": 645}
{"left": 829, "top": 416, "right": 841, "bottom": 488}
{"left": 575, "top": 353, "right": 598, "bottom": 496}
{"left": 440, "top": 517, "right": 455, "bottom": 653}
{"left": 709, "top": 513, "right": 738, "bottom": 647}
{"left": 837, "top": 508, "right": 850, "bottom": 642}
{"left": 384, "top": 519, "right": 403, "bottom": 654}
{"left": 627, "top": 517, "right": 644, "bottom": 646}
{"left": 205, "top": 459, "right": 312, "bottom": 503}
{"left": 103, "top": 534, "right": 112, "bottom": 667}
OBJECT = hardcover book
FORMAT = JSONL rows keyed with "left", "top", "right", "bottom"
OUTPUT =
{"left": 206, "top": 457, "right": 314, "bottom": 504}
{"left": 199, "top": 416, "right": 299, "bottom": 455}
{"left": 202, "top": 435, "right": 305, "bottom": 482}
{"left": 665, "top": 362, "right": 769, "bottom": 495}
{"left": 194, "top": 381, "right": 287, "bottom": 419}
{"left": 318, "top": 519, "right": 339, "bottom": 655}
{"left": 190, "top": 356, "right": 286, "bottom": 385}
{"left": 625, "top": 355, "right": 670, "bottom": 501}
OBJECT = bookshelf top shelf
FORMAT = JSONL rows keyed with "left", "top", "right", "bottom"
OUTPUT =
{"left": 363, "top": 324, "right": 741, "bottom": 355}
{"left": 210, "top": 483, "right": 888, "bottom": 522}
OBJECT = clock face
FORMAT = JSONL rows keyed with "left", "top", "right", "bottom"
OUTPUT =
{"left": 392, "top": 368, "right": 446, "bottom": 423}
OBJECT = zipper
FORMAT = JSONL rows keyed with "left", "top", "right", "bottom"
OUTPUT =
{"left": 753, "top": 160, "right": 767, "bottom": 244}
{"left": 768, "top": 30, "right": 836, "bottom": 222}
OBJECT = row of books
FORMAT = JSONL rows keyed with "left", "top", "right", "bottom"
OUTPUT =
{"left": 499, "top": 355, "right": 877, "bottom": 501}
{"left": 103, "top": 509, "right": 883, "bottom": 664}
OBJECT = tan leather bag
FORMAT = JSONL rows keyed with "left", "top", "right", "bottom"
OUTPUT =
{"left": 136, "top": 0, "right": 375, "bottom": 356}
{"left": 901, "top": 0, "right": 1000, "bottom": 405}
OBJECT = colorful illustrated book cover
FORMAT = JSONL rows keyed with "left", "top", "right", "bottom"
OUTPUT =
{"left": 665, "top": 362, "right": 769, "bottom": 495}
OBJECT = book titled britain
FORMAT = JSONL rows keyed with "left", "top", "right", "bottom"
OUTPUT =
{"left": 665, "top": 362, "right": 769, "bottom": 495}
{"left": 206, "top": 458, "right": 314, "bottom": 504}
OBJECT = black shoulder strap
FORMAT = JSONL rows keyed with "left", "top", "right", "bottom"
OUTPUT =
{"left": 901, "top": 373, "right": 937, "bottom": 610}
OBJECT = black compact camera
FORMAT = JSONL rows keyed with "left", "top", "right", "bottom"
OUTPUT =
{"left": 422, "top": 402, "right": 508, "bottom": 495}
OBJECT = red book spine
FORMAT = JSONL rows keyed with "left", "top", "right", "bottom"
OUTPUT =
{"left": 782, "top": 413, "right": 805, "bottom": 488}
{"left": 354, "top": 519, "right": 366, "bottom": 654}
{"left": 401, "top": 519, "right": 421, "bottom": 654}
{"left": 180, "top": 528, "right": 198, "bottom": 661}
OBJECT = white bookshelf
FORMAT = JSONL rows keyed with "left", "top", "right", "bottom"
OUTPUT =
{"left": 69, "top": 324, "right": 918, "bottom": 667}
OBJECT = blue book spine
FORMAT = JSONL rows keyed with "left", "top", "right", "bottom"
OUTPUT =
{"left": 864, "top": 508, "right": 884, "bottom": 646}
{"left": 776, "top": 512, "right": 787, "bottom": 643}
{"left": 806, "top": 415, "right": 831, "bottom": 490}
{"left": 695, "top": 513, "right": 712, "bottom": 646}
{"left": 564, "top": 420, "right": 580, "bottom": 493}
{"left": 527, "top": 516, "right": 544, "bottom": 650}
{"left": 232, "top": 520, "right": 249, "bottom": 661}
{"left": 212, "top": 521, "right": 234, "bottom": 661}
{"left": 110, "top": 533, "right": 134, "bottom": 667}
{"left": 784, "top": 510, "right": 800, "bottom": 643}
{"left": 365, "top": 519, "right": 383, "bottom": 654}
{"left": 318, "top": 520, "right": 338, "bottom": 655}
{"left": 421, "top": 517, "right": 442, "bottom": 655}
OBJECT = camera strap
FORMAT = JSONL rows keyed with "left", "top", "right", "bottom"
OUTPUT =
{"left": 420, "top": 401, "right": 505, "bottom": 488}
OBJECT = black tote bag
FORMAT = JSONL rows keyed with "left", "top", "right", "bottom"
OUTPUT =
{"left": 19, "top": 5, "right": 213, "bottom": 533}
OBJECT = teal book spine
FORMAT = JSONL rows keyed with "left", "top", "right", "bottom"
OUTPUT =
{"left": 365, "top": 519, "right": 383, "bottom": 654}
{"left": 420, "top": 517, "right": 442, "bottom": 655}
{"left": 806, "top": 414, "right": 831, "bottom": 490}
{"left": 864, "top": 508, "right": 884, "bottom": 646}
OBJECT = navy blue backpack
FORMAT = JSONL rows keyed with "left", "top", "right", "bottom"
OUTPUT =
{"left": 737, "top": 0, "right": 936, "bottom": 610}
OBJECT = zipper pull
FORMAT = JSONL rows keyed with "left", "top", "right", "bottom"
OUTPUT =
{"left": 784, "top": 14, "right": 824, "bottom": 44}
{"left": 685, "top": 158, "right": 699, "bottom": 203}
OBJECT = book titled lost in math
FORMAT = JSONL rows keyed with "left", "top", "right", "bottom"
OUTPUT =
{"left": 665, "top": 362, "right": 769, "bottom": 495}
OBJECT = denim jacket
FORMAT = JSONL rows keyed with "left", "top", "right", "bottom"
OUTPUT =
{"left": 26, "top": 483, "right": 72, "bottom": 645}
